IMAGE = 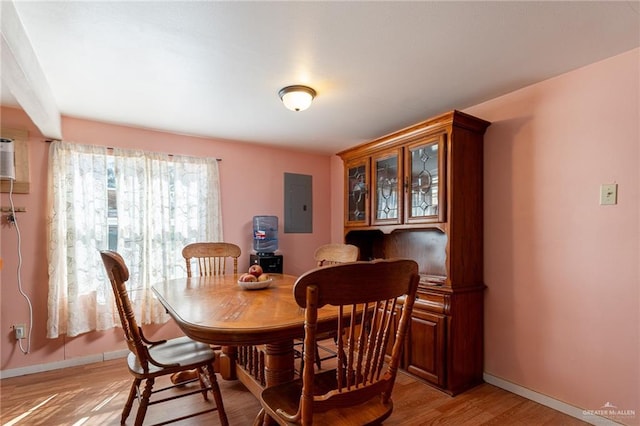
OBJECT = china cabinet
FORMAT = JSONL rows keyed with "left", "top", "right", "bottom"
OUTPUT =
{"left": 337, "top": 110, "right": 490, "bottom": 395}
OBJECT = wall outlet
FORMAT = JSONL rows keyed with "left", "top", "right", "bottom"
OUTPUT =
{"left": 14, "top": 324, "right": 26, "bottom": 340}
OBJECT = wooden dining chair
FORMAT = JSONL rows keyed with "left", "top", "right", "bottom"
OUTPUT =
{"left": 258, "top": 259, "right": 419, "bottom": 425}
{"left": 313, "top": 243, "right": 359, "bottom": 267}
{"left": 183, "top": 242, "right": 241, "bottom": 276}
{"left": 179, "top": 242, "right": 242, "bottom": 384}
{"left": 300, "top": 243, "right": 360, "bottom": 370}
{"left": 100, "top": 250, "right": 228, "bottom": 426}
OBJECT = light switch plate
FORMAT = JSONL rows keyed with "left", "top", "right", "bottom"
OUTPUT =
{"left": 600, "top": 184, "right": 617, "bottom": 205}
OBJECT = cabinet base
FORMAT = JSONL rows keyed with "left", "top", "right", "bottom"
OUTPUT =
{"left": 249, "top": 254, "right": 283, "bottom": 274}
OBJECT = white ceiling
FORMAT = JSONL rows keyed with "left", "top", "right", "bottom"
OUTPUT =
{"left": 2, "top": 1, "right": 639, "bottom": 155}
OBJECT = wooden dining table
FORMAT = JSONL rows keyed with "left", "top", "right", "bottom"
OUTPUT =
{"left": 151, "top": 272, "right": 342, "bottom": 422}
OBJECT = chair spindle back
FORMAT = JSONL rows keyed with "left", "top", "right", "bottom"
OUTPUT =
{"left": 100, "top": 250, "right": 155, "bottom": 371}
{"left": 182, "top": 242, "right": 241, "bottom": 276}
{"left": 313, "top": 243, "right": 359, "bottom": 267}
{"left": 290, "top": 259, "right": 419, "bottom": 424}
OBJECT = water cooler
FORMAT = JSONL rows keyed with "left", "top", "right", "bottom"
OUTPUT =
{"left": 250, "top": 215, "right": 283, "bottom": 273}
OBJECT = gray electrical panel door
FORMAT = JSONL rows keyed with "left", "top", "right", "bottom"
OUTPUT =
{"left": 284, "top": 173, "right": 312, "bottom": 233}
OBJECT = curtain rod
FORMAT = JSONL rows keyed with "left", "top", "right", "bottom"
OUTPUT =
{"left": 44, "top": 139, "right": 222, "bottom": 161}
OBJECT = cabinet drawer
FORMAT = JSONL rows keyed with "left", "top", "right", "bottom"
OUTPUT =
{"left": 415, "top": 291, "right": 448, "bottom": 314}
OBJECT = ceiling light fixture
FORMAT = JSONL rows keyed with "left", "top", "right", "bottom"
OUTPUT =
{"left": 278, "top": 85, "right": 317, "bottom": 112}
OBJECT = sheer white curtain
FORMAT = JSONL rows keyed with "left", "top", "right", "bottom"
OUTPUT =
{"left": 47, "top": 141, "right": 222, "bottom": 338}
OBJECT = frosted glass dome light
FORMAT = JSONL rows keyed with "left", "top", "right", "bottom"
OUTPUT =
{"left": 278, "top": 85, "right": 317, "bottom": 112}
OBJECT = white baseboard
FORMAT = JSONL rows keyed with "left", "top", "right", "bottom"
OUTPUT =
{"left": 483, "top": 373, "right": 622, "bottom": 426}
{"left": 0, "top": 349, "right": 129, "bottom": 379}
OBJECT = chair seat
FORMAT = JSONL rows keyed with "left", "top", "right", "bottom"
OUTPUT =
{"left": 260, "top": 370, "right": 394, "bottom": 425}
{"left": 127, "top": 336, "right": 217, "bottom": 377}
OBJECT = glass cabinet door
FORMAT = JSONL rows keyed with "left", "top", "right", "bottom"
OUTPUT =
{"left": 405, "top": 134, "right": 446, "bottom": 223}
{"left": 372, "top": 148, "right": 402, "bottom": 225}
{"left": 345, "top": 158, "right": 370, "bottom": 226}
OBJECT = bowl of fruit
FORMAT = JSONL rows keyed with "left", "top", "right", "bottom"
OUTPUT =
{"left": 238, "top": 265, "right": 272, "bottom": 290}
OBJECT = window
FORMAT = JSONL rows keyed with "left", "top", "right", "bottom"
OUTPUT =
{"left": 107, "top": 158, "right": 118, "bottom": 250}
{"left": 47, "top": 142, "right": 222, "bottom": 338}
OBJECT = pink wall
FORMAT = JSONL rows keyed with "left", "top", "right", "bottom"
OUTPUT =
{"left": 465, "top": 48, "right": 639, "bottom": 417}
{"left": 1, "top": 109, "right": 333, "bottom": 371}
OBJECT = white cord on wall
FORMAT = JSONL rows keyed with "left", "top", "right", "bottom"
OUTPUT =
{"left": 8, "top": 178, "right": 33, "bottom": 354}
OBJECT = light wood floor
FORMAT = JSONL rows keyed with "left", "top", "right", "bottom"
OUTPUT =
{"left": 1, "top": 358, "right": 588, "bottom": 425}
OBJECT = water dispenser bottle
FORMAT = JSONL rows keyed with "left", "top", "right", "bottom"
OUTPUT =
{"left": 253, "top": 215, "right": 278, "bottom": 255}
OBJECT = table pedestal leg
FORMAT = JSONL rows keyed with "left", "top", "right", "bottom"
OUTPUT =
{"left": 264, "top": 340, "right": 295, "bottom": 386}
{"left": 261, "top": 340, "right": 294, "bottom": 426}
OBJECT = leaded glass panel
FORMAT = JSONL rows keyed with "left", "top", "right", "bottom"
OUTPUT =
{"left": 347, "top": 163, "right": 367, "bottom": 222}
{"left": 409, "top": 142, "right": 439, "bottom": 218}
{"left": 375, "top": 155, "right": 398, "bottom": 221}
